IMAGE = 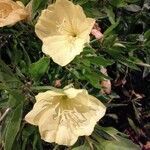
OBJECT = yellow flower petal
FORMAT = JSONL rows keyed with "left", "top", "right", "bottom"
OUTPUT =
{"left": 0, "top": 0, "right": 28, "bottom": 27}
{"left": 25, "top": 100, "right": 50, "bottom": 125}
{"left": 35, "top": 0, "right": 95, "bottom": 66}
{"left": 38, "top": 109, "right": 78, "bottom": 146}
{"left": 25, "top": 90, "right": 65, "bottom": 124}
{"left": 42, "top": 35, "right": 85, "bottom": 66}
{"left": 25, "top": 87, "right": 106, "bottom": 146}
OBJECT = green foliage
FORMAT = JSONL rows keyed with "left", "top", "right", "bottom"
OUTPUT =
{"left": 92, "top": 126, "right": 140, "bottom": 150}
{"left": 72, "top": 126, "right": 140, "bottom": 150}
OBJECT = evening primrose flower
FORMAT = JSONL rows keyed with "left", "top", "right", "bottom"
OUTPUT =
{"left": 25, "top": 87, "right": 106, "bottom": 146}
{"left": 0, "top": 0, "right": 28, "bottom": 27}
{"left": 35, "top": 0, "right": 95, "bottom": 66}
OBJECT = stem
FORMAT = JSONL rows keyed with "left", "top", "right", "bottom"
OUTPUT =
{"left": 53, "top": 145, "right": 59, "bottom": 150}
{"left": 31, "top": 86, "right": 63, "bottom": 92}
{"left": 85, "top": 136, "right": 94, "bottom": 150}
{"left": 0, "top": 108, "right": 11, "bottom": 122}
{"left": 89, "top": 39, "right": 99, "bottom": 44}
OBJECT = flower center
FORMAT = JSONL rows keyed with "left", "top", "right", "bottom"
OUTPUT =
{"left": 71, "top": 32, "right": 77, "bottom": 38}
{"left": 52, "top": 96, "right": 88, "bottom": 127}
{"left": 0, "top": 3, "right": 13, "bottom": 19}
{"left": 58, "top": 19, "right": 78, "bottom": 38}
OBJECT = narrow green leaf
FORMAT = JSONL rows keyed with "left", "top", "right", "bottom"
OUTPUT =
{"left": 4, "top": 103, "right": 23, "bottom": 150}
{"left": 104, "top": 19, "right": 120, "bottom": 36}
{"left": 105, "top": 6, "right": 116, "bottom": 24}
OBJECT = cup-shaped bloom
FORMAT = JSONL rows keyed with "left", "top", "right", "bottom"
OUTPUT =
{"left": 35, "top": 0, "right": 95, "bottom": 66}
{"left": 25, "top": 87, "right": 106, "bottom": 146}
{"left": 0, "top": 0, "right": 28, "bottom": 27}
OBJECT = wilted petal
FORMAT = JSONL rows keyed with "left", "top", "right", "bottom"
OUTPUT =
{"left": 0, "top": 0, "right": 28, "bottom": 27}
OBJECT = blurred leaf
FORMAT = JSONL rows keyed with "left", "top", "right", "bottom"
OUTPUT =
{"left": 20, "top": 0, "right": 30, "bottom": 5}
{"left": 72, "top": 142, "right": 90, "bottom": 150}
{"left": 109, "top": 0, "right": 127, "bottom": 8}
{"left": 29, "top": 57, "right": 50, "bottom": 81}
{"left": 0, "top": 59, "right": 21, "bottom": 89}
{"left": 0, "top": 59, "right": 15, "bottom": 78}
{"left": 143, "top": 51, "right": 150, "bottom": 78}
{"left": 83, "top": 56, "right": 113, "bottom": 67}
{"left": 128, "top": 118, "right": 141, "bottom": 135}
{"left": 74, "top": 0, "right": 89, "bottom": 5}
{"left": 125, "top": 4, "right": 141, "bottom": 12}
{"left": 125, "top": 0, "right": 139, "bottom": 3}
{"left": 119, "top": 59, "right": 140, "bottom": 70}
{"left": 144, "top": 29, "right": 150, "bottom": 43}
{"left": 127, "top": 56, "right": 150, "bottom": 67}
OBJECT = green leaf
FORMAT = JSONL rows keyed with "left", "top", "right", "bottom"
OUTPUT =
{"left": 144, "top": 29, "right": 150, "bottom": 40}
{"left": 20, "top": 0, "right": 30, "bottom": 5}
{"left": 83, "top": 70, "right": 101, "bottom": 89}
{"left": 0, "top": 59, "right": 15, "bottom": 78}
{"left": 104, "top": 19, "right": 120, "bottom": 36}
{"left": 32, "top": 0, "right": 49, "bottom": 16}
{"left": 4, "top": 102, "right": 23, "bottom": 150}
{"left": 119, "top": 59, "right": 140, "bottom": 70}
{"left": 105, "top": 6, "right": 116, "bottom": 24}
{"left": 97, "top": 137, "right": 140, "bottom": 150}
{"left": 0, "top": 96, "right": 8, "bottom": 108}
{"left": 73, "top": 0, "right": 89, "bottom": 5}
{"left": 96, "top": 126, "right": 127, "bottom": 139}
{"left": 109, "top": 0, "right": 127, "bottom": 8}
{"left": 103, "top": 35, "right": 117, "bottom": 48}
{"left": 84, "top": 56, "right": 113, "bottom": 67}
{"left": 72, "top": 142, "right": 90, "bottom": 150}
{"left": 127, "top": 56, "right": 150, "bottom": 67}
{"left": 29, "top": 57, "right": 50, "bottom": 81}
{"left": 0, "top": 59, "right": 21, "bottom": 89}
{"left": 92, "top": 126, "right": 140, "bottom": 150}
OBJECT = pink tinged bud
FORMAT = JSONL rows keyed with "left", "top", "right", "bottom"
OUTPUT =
{"left": 54, "top": 80, "right": 61, "bottom": 88}
{"left": 100, "top": 67, "right": 111, "bottom": 94}
{"left": 91, "top": 29, "right": 103, "bottom": 39}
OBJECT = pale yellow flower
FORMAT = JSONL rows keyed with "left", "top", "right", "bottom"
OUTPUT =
{"left": 35, "top": 0, "right": 95, "bottom": 66}
{"left": 25, "top": 87, "right": 106, "bottom": 146}
{"left": 0, "top": 0, "right": 28, "bottom": 27}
